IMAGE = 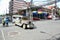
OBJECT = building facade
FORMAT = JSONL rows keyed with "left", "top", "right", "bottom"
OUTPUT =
{"left": 9, "top": 0, "right": 28, "bottom": 21}
{"left": 9, "top": 0, "right": 27, "bottom": 15}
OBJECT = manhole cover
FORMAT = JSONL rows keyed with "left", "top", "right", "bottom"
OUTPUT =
{"left": 8, "top": 31, "right": 20, "bottom": 37}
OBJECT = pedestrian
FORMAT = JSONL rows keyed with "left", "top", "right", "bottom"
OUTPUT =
{"left": 5, "top": 17, "right": 10, "bottom": 27}
{"left": 2, "top": 17, "right": 5, "bottom": 26}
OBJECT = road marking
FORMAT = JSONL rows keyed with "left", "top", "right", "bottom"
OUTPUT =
{"left": 1, "top": 30, "right": 5, "bottom": 40}
{"left": 8, "top": 31, "right": 20, "bottom": 37}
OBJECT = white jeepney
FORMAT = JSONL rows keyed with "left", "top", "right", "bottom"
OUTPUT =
{"left": 12, "top": 15, "right": 34, "bottom": 29}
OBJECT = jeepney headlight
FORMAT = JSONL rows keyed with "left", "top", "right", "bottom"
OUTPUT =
{"left": 27, "top": 25, "right": 30, "bottom": 28}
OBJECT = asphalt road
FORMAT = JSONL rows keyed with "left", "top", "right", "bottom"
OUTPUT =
{"left": 0, "top": 30, "right": 3, "bottom": 40}
{"left": 0, "top": 20, "right": 60, "bottom": 40}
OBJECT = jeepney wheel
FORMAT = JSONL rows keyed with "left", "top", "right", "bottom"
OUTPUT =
{"left": 23, "top": 24, "right": 27, "bottom": 29}
{"left": 15, "top": 24, "right": 17, "bottom": 26}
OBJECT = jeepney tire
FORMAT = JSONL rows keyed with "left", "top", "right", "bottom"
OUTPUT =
{"left": 23, "top": 24, "right": 27, "bottom": 29}
{"left": 15, "top": 24, "right": 18, "bottom": 26}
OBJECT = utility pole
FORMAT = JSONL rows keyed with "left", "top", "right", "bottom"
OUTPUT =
{"left": 29, "top": 0, "right": 33, "bottom": 21}
{"left": 25, "top": 1, "right": 28, "bottom": 16}
{"left": 54, "top": 0, "right": 57, "bottom": 18}
{"left": 55, "top": 0, "right": 57, "bottom": 14}
{"left": 52, "top": 0, "right": 57, "bottom": 20}
{"left": 28, "top": 0, "right": 34, "bottom": 27}
{"left": 6, "top": 8, "right": 7, "bottom": 16}
{"left": 55, "top": 0, "right": 57, "bottom": 8}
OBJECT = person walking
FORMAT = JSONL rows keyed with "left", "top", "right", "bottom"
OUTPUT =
{"left": 2, "top": 17, "right": 5, "bottom": 26}
{"left": 5, "top": 17, "right": 10, "bottom": 27}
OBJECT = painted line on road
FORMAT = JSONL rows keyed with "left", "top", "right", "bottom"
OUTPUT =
{"left": 8, "top": 31, "right": 20, "bottom": 37}
{"left": 1, "top": 30, "right": 5, "bottom": 40}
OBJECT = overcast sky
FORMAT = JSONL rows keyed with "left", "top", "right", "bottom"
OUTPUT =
{"left": 0, "top": 0, "right": 60, "bottom": 15}
{"left": 0, "top": 0, "right": 10, "bottom": 15}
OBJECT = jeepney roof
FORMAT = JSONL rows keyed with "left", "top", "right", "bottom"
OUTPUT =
{"left": 13, "top": 15, "right": 23, "bottom": 17}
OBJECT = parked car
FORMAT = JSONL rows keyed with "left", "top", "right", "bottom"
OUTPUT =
{"left": 47, "top": 15, "right": 52, "bottom": 19}
{"left": 33, "top": 17, "right": 40, "bottom": 20}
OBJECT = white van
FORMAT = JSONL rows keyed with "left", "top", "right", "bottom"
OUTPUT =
{"left": 12, "top": 15, "right": 34, "bottom": 29}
